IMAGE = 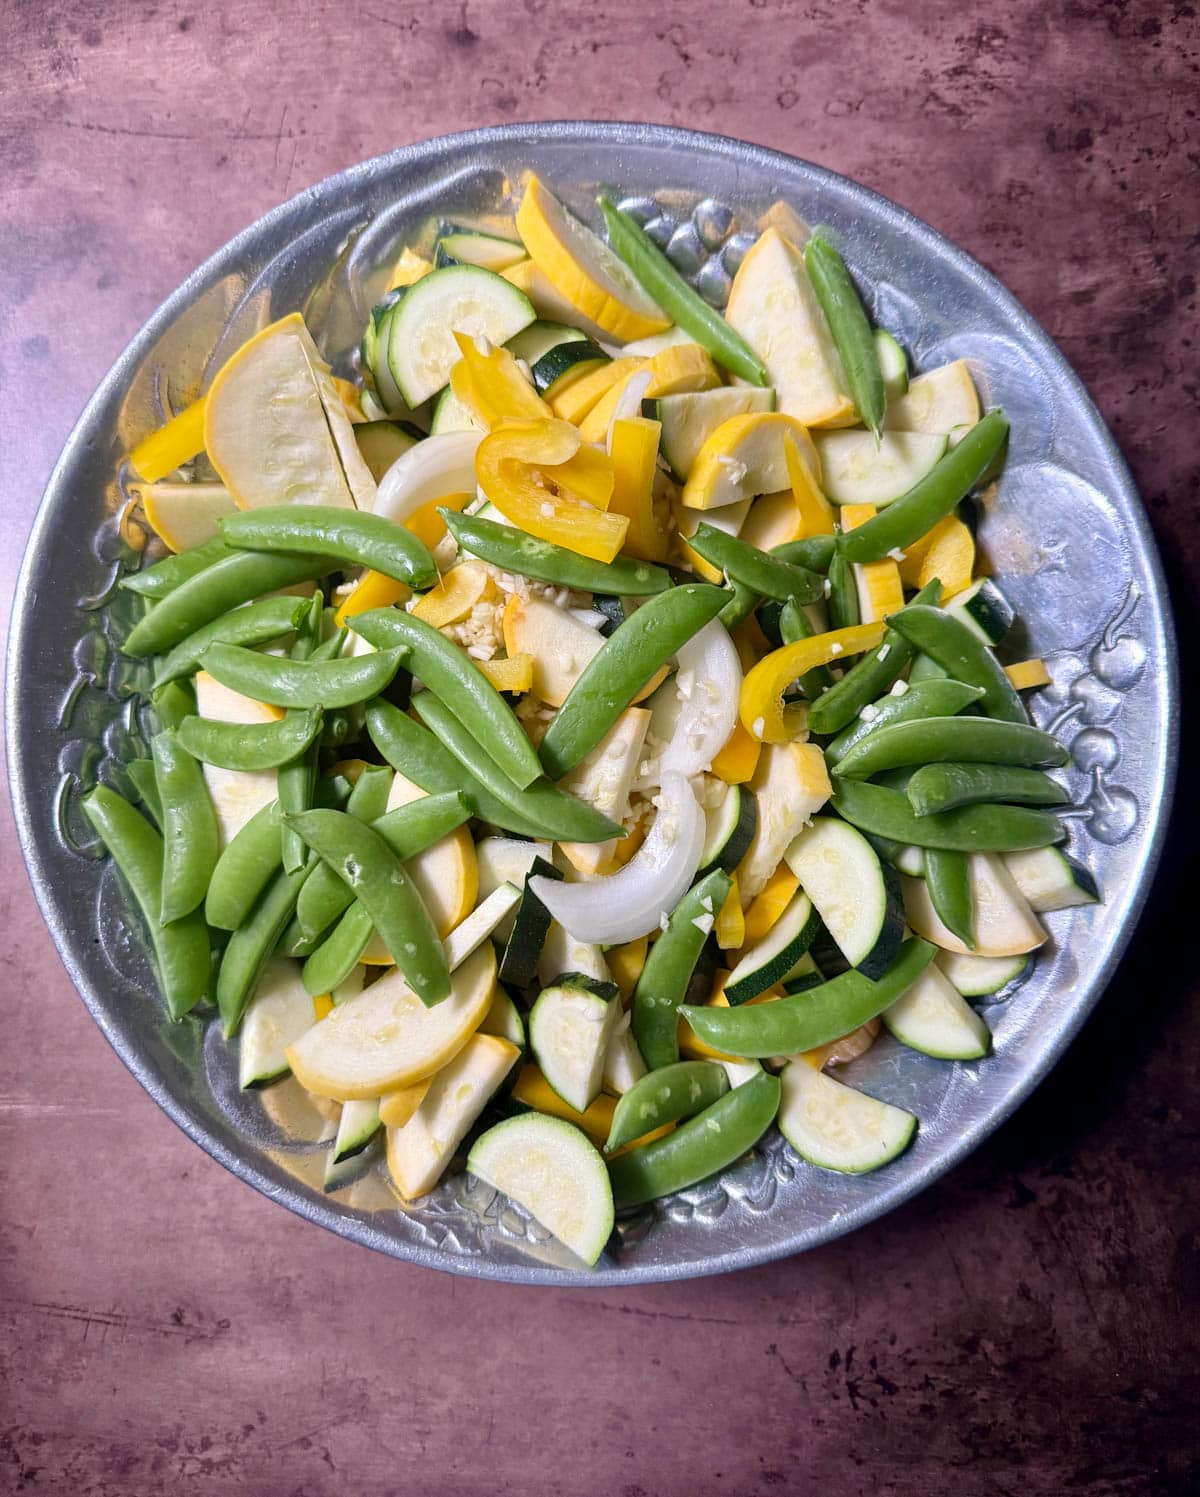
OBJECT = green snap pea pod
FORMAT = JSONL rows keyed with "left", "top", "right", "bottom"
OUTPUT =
{"left": 825, "top": 679, "right": 985, "bottom": 763}
{"left": 199, "top": 641, "right": 405, "bottom": 711}
{"left": 411, "top": 692, "right": 622, "bottom": 844}
{"left": 286, "top": 809, "right": 449, "bottom": 1006}
{"left": 688, "top": 525, "right": 825, "bottom": 606}
{"left": 278, "top": 912, "right": 318, "bottom": 960}
{"left": 772, "top": 535, "right": 838, "bottom": 573}
{"left": 365, "top": 699, "right": 547, "bottom": 839}
{"left": 907, "top": 763, "right": 1070, "bottom": 817}
{"left": 779, "top": 599, "right": 835, "bottom": 700}
{"left": 151, "top": 730, "right": 219, "bottom": 923}
{"left": 220, "top": 505, "right": 437, "bottom": 589}
{"left": 597, "top": 196, "right": 769, "bottom": 385}
{"left": 681, "top": 938, "right": 936, "bottom": 1059}
{"left": 303, "top": 901, "right": 373, "bottom": 996}
{"left": 839, "top": 410, "right": 1010, "bottom": 564}
{"left": 923, "top": 848, "right": 975, "bottom": 948}
{"left": 121, "top": 537, "right": 228, "bottom": 598}
{"left": 718, "top": 580, "right": 759, "bottom": 632}
{"left": 81, "top": 785, "right": 210, "bottom": 1019}
{"left": 539, "top": 584, "right": 728, "bottom": 780}
{"left": 205, "top": 800, "right": 284, "bottom": 930}
{"left": 830, "top": 778, "right": 1064, "bottom": 851}
{"left": 441, "top": 508, "right": 671, "bottom": 595}
{"left": 123, "top": 550, "right": 334, "bottom": 657}
{"left": 608, "top": 1071, "right": 781, "bottom": 1210}
{"left": 835, "top": 715, "right": 1069, "bottom": 780}
{"left": 126, "top": 758, "right": 163, "bottom": 828}
{"left": 217, "top": 861, "right": 311, "bottom": 1035}
{"left": 153, "top": 596, "right": 308, "bottom": 687}
{"left": 908, "top": 653, "right": 949, "bottom": 684}
{"left": 632, "top": 869, "right": 732, "bottom": 1071}
{"left": 883, "top": 604, "right": 1028, "bottom": 724}
{"left": 352, "top": 609, "right": 542, "bottom": 791}
{"left": 277, "top": 613, "right": 337, "bottom": 872}
{"left": 804, "top": 233, "right": 886, "bottom": 440}
{"left": 177, "top": 707, "right": 324, "bottom": 771}
{"left": 605, "top": 1060, "right": 730, "bottom": 1153}
{"left": 150, "top": 678, "right": 196, "bottom": 732}
{"left": 808, "top": 579, "right": 942, "bottom": 735}
{"left": 826, "top": 550, "right": 860, "bottom": 631}
{"left": 315, "top": 773, "right": 354, "bottom": 809}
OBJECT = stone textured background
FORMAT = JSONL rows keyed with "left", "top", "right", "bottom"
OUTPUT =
{"left": 1, "top": 2, "right": 1197, "bottom": 1493}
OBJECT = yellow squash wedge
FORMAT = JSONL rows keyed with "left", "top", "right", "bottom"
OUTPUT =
{"left": 682, "top": 412, "right": 821, "bottom": 512}
{"left": 132, "top": 482, "right": 237, "bottom": 552}
{"left": 411, "top": 561, "right": 497, "bottom": 629}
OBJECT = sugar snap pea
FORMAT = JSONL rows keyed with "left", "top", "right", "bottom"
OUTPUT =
{"left": 681, "top": 938, "right": 936, "bottom": 1058}
{"left": 442, "top": 508, "right": 671, "bottom": 595}
{"left": 177, "top": 706, "right": 324, "bottom": 771}
{"left": 121, "top": 537, "right": 228, "bottom": 599}
{"left": 286, "top": 809, "right": 449, "bottom": 1006}
{"left": 605, "top": 1060, "right": 731, "bottom": 1153}
{"left": 772, "top": 536, "right": 838, "bottom": 573}
{"left": 835, "top": 715, "right": 1068, "bottom": 780}
{"left": 839, "top": 410, "right": 1009, "bottom": 564}
{"left": 303, "top": 901, "right": 374, "bottom": 996}
{"left": 151, "top": 729, "right": 219, "bottom": 923}
{"left": 217, "top": 862, "right": 311, "bottom": 1035}
{"left": 153, "top": 596, "right": 307, "bottom": 687}
{"left": 607, "top": 1071, "right": 781, "bottom": 1210}
{"left": 923, "top": 848, "right": 975, "bottom": 949}
{"left": 221, "top": 505, "right": 437, "bottom": 588}
{"left": 126, "top": 758, "right": 163, "bottom": 828}
{"left": 277, "top": 611, "right": 339, "bottom": 871}
{"left": 824, "top": 679, "right": 985, "bottom": 763}
{"left": 632, "top": 869, "right": 731, "bottom": 1071}
{"left": 718, "top": 579, "right": 759, "bottom": 632}
{"left": 150, "top": 678, "right": 196, "bottom": 732}
{"left": 539, "top": 583, "right": 728, "bottom": 780}
{"left": 826, "top": 550, "right": 860, "bottom": 630}
{"left": 805, "top": 233, "right": 885, "bottom": 440}
{"left": 688, "top": 525, "right": 825, "bottom": 605}
{"left": 82, "top": 785, "right": 210, "bottom": 1020}
{"left": 597, "top": 196, "right": 768, "bottom": 385}
{"left": 830, "top": 778, "right": 1064, "bottom": 851}
{"left": 907, "top": 763, "right": 1070, "bottom": 817}
{"left": 908, "top": 653, "right": 949, "bottom": 684}
{"left": 199, "top": 641, "right": 405, "bottom": 711}
{"left": 352, "top": 609, "right": 542, "bottom": 790}
{"left": 883, "top": 603, "right": 1028, "bottom": 724}
{"left": 205, "top": 800, "right": 283, "bottom": 931}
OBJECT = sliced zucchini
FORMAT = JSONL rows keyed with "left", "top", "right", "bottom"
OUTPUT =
{"left": 435, "top": 227, "right": 526, "bottom": 273}
{"left": 444, "top": 883, "right": 523, "bottom": 971}
{"left": 476, "top": 837, "right": 553, "bottom": 942}
{"left": 508, "top": 317, "right": 589, "bottom": 365}
{"left": 353, "top": 419, "right": 423, "bottom": 481}
{"left": 1004, "top": 847, "right": 1099, "bottom": 913}
{"left": 885, "top": 360, "right": 980, "bottom": 438}
{"left": 602, "top": 1014, "right": 647, "bottom": 1096}
{"left": 537, "top": 923, "right": 612, "bottom": 988}
{"left": 429, "top": 386, "right": 483, "bottom": 434}
{"left": 781, "top": 950, "right": 824, "bottom": 995}
{"left": 331, "top": 1097, "right": 383, "bottom": 1163}
{"left": 500, "top": 856, "right": 562, "bottom": 989}
{"left": 778, "top": 1061, "right": 917, "bottom": 1174}
{"left": 946, "top": 577, "right": 1016, "bottom": 646}
{"left": 699, "top": 782, "right": 759, "bottom": 876}
{"left": 238, "top": 959, "right": 316, "bottom": 1087}
{"left": 813, "top": 429, "right": 948, "bottom": 507}
{"left": 725, "top": 890, "right": 820, "bottom": 1005}
{"left": 619, "top": 325, "right": 695, "bottom": 358}
{"left": 875, "top": 330, "right": 908, "bottom": 399}
{"left": 479, "top": 983, "right": 526, "bottom": 1050}
{"left": 531, "top": 338, "right": 610, "bottom": 399}
{"left": 903, "top": 854, "right": 1046, "bottom": 957}
{"left": 652, "top": 386, "right": 776, "bottom": 482}
{"left": 321, "top": 1118, "right": 381, "bottom": 1192}
{"left": 529, "top": 974, "right": 622, "bottom": 1112}
{"left": 591, "top": 595, "right": 626, "bottom": 636}
{"left": 467, "top": 1113, "right": 615, "bottom": 1266}
{"left": 784, "top": 817, "right": 905, "bottom": 977}
{"left": 882, "top": 964, "right": 991, "bottom": 1060}
{"left": 935, "top": 949, "right": 1029, "bottom": 998}
{"left": 384, "top": 264, "right": 536, "bottom": 406}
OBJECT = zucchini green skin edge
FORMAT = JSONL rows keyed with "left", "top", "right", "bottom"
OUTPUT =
{"left": 220, "top": 505, "right": 437, "bottom": 589}
{"left": 824, "top": 679, "right": 985, "bottom": 764}
{"left": 835, "top": 715, "right": 1069, "bottom": 779}
{"left": 604, "top": 1061, "right": 730, "bottom": 1153}
{"left": 906, "top": 763, "right": 1070, "bottom": 816}
{"left": 680, "top": 938, "right": 936, "bottom": 1058}
{"left": 442, "top": 508, "right": 672, "bottom": 596}
{"left": 923, "top": 848, "right": 975, "bottom": 949}
{"left": 830, "top": 779, "right": 1064, "bottom": 852}
{"left": 632, "top": 868, "right": 732, "bottom": 1072}
{"left": 608, "top": 1071, "right": 781, "bottom": 1210}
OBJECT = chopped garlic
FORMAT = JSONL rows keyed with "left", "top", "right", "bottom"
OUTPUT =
{"left": 539, "top": 501, "right": 555, "bottom": 518}
{"left": 891, "top": 679, "right": 909, "bottom": 696}
{"left": 860, "top": 703, "right": 879, "bottom": 722}
{"left": 659, "top": 911, "right": 671, "bottom": 933}
{"left": 830, "top": 642, "right": 843, "bottom": 656}
{"left": 751, "top": 716, "right": 765, "bottom": 740}
{"left": 823, "top": 578, "right": 832, "bottom": 598}
{"left": 692, "top": 913, "right": 715, "bottom": 935}
{"left": 877, "top": 643, "right": 891, "bottom": 662}
{"left": 887, "top": 547, "right": 907, "bottom": 562}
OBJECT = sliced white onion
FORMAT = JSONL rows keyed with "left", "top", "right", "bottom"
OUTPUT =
{"left": 606, "top": 369, "right": 653, "bottom": 453}
{"left": 371, "top": 431, "right": 482, "bottom": 524}
{"left": 529, "top": 772, "right": 705, "bottom": 945}
{"left": 658, "top": 619, "right": 742, "bottom": 779}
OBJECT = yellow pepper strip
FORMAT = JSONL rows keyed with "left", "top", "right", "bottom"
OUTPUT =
{"left": 548, "top": 356, "right": 644, "bottom": 426}
{"left": 1005, "top": 657, "right": 1052, "bottom": 690}
{"left": 411, "top": 561, "right": 497, "bottom": 628}
{"left": 334, "top": 568, "right": 411, "bottom": 625}
{"left": 387, "top": 246, "right": 432, "bottom": 291}
{"left": 732, "top": 614, "right": 772, "bottom": 675}
{"left": 404, "top": 490, "right": 471, "bottom": 550}
{"left": 129, "top": 396, "right": 207, "bottom": 482}
{"left": 450, "top": 331, "right": 552, "bottom": 429}
{"left": 475, "top": 420, "right": 629, "bottom": 563}
{"left": 477, "top": 653, "right": 534, "bottom": 693}
{"left": 740, "top": 864, "right": 801, "bottom": 938}
{"left": 608, "top": 813, "right": 650, "bottom": 870}
{"left": 379, "top": 1078, "right": 434, "bottom": 1129}
{"left": 607, "top": 935, "right": 649, "bottom": 1002}
{"left": 841, "top": 502, "right": 905, "bottom": 622}
{"left": 741, "top": 622, "right": 886, "bottom": 742}
{"left": 610, "top": 416, "right": 670, "bottom": 561}
{"left": 312, "top": 992, "right": 334, "bottom": 1021}
{"left": 898, "top": 514, "right": 975, "bottom": 600}
{"left": 554, "top": 443, "right": 615, "bottom": 512}
{"left": 785, "top": 430, "right": 835, "bottom": 536}
{"left": 711, "top": 718, "right": 762, "bottom": 784}
{"left": 716, "top": 876, "right": 745, "bottom": 950}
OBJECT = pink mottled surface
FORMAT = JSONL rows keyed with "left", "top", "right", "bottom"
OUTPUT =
{"left": 2, "top": 4, "right": 1198, "bottom": 1494}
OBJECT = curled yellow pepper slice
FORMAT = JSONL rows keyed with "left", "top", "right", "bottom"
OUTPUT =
{"left": 449, "top": 331, "right": 552, "bottom": 429}
{"left": 740, "top": 622, "right": 886, "bottom": 743}
{"left": 475, "top": 419, "right": 628, "bottom": 563}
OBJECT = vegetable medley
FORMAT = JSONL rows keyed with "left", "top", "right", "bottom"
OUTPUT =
{"left": 92, "top": 174, "right": 1097, "bottom": 1267}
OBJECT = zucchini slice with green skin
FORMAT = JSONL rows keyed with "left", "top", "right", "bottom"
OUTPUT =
{"left": 531, "top": 338, "right": 610, "bottom": 397}
{"left": 479, "top": 984, "right": 527, "bottom": 1050}
{"left": 436, "top": 227, "right": 527, "bottom": 273}
{"left": 384, "top": 264, "right": 536, "bottom": 406}
{"left": 1003, "top": 847, "right": 1099, "bottom": 912}
{"left": 781, "top": 950, "right": 824, "bottom": 995}
{"left": 946, "top": 576, "right": 1016, "bottom": 646}
{"left": 651, "top": 386, "right": 776, "bottom": 482}
{"left": 725, "top": 891, "right": 821, "bottom": 1006}
{"left": 444, "top": 884, "right": 523, "bottom": 972}
{"left": 429, "top": 386, "right": 483, "bottom": 434}
{"left": 238, "top": 959, "right": 316, "bottom": 1088}
{"left": 353, "top": 419, "right": 423, "bottom": 482}
{"left": 813, "top": 429, "right": 948, "bottom": 507}
{"left": 778, "top": 1062, "right": 916, "bottom": 1175}
{"left": 499, "top": 856, "right": 562, "bottom": 989}
{"left": 475, "top": 837, "right": 553, "bottom": 942}
{"left": 331, "top": 1098, "right": 383, "bottom": 1163}
{"left": 530, "top": 974, "right": 622, "bottom": 1113}
{"left": 602, "top": 1019, "right": 647, "bottom": 1095}
{"left": 605, "top": 1060, "right": 730, "bottom": 1152}
{"left": 874, "top": 330, "right": 908, "bottom": 399}
{"left": 882, "top": 964, "right": 991, "bottom": 1060}
{"left": 508, "top": 318, "right": 589, "bottom": 364}
{"left": 467, "top": 1113, "right": 615, "bottom": 1266}
{"left": 935, "top": 949, "right": 1029, "bottom": 998}
{"left": 903, "top": 854, "right": 1045, "bottom": 958}
{"left": 698, "top": 783, "right": 758, "bottom": 876}
{"left": 784, "top": 817, "right": 905, "bottom": 978}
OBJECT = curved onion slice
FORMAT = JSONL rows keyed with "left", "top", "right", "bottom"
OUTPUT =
{"left": 529, "top": 772, "right": 705, "bottom": 945}
{"left": 607, "top": 369, "right": 653, "bottom": 453}
{"left": 659, "top": 619, "right": 742, "bottom": 779}
{"left": 372, "top": 431, "right": 482, "bottom": 524}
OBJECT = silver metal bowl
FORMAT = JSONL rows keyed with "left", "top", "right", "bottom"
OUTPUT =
{"left": 5, "top": 123, "right": 1178, "bottom": 1284}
